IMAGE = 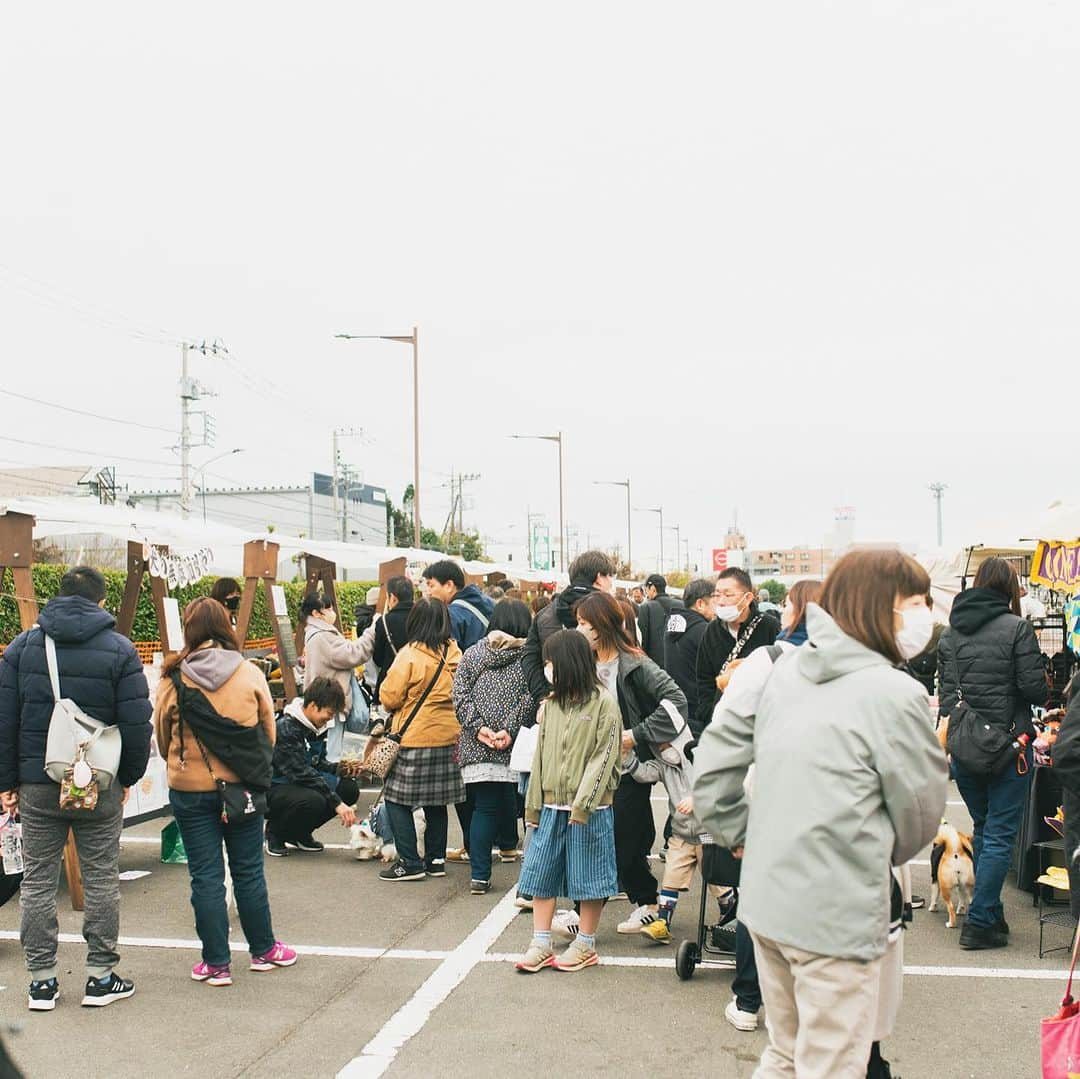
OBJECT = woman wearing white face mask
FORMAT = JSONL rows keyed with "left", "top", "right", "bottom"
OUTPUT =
{"left": 694, "top": 549, "right": 947, "bottom": 1079}
{"left": 776, "top": 580, "right": 823, "bottom": 646}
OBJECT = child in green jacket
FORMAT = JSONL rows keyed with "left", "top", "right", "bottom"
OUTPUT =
{"left": 515, "top": 629, "right": 622, "bottom": 973}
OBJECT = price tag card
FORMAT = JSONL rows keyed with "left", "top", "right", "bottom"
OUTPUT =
{"left": 271, "top": 585, "right": 289, "bottom": 617}
{"left": 162, "top": 597, "right": 184, "bottom": 652}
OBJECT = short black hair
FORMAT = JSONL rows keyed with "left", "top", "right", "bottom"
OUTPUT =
{"left": 683, "top": 579, "right": 714, "bottom": 609}
{"left": 718, "top": 567, "right": 753, "bottom": 593}
{"left": 542, "top": 629, "right": 601, "bottom": 710}
{"left": 645, "top": 574, "right": 667, "bottom": 593}
{"left": 489, "top": 598, "right": 532, "bottom": 639}
{"left": 567, "top": 550, "right": 615, "bottom": 587}
{"left": 303, "top": 676, "right": 346, "bottom": 713}
{"left": 423, "top": 560, "right": 465, "bottom": 590}
{"left": 59, "top": 566, "right": 106, "bottom": 603}
{"left": 210, "top": 577, "right": 241, "bottom": 604}
{"left": 385, "top": 576, "right": 415, "bottom": 605}
{"left": 299, "top": 592, "right": 334, "bottom": 620}
{"left": 405, "top": 598, "right": 453, "bottom": 650}
{"left": 483, "top": 585, "right": 505, "bottom": 600}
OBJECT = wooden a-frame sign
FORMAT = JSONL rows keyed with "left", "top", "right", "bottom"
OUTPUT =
{"left": 235, "top": 539, "right": 298, "bottom": 701}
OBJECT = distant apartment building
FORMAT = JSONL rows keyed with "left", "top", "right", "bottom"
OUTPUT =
{"left": 750, "top": 546, "right": 835, "bottom": 580}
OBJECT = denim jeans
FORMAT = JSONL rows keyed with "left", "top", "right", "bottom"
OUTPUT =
{"left": 169, "top": 789, "right": 276, "bottom": 966}
{"left": 733, "top": 918, "right": 762, "bottom": 1013}
{"left": 385, "top": 801, "right": 448, "bottom": 873}
{"left": 455, "top": 783, "right": 518, "bottom": 854}
{"left": 952, "top": 749, "right": 1032, "bottom": 928}
{"left": 467, "top": 782, "right": 518, "bottom": 883}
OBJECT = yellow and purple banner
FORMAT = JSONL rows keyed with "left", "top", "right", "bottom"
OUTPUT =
{"left": 1031, "top": 540, "right": 1080, "bottom": 592}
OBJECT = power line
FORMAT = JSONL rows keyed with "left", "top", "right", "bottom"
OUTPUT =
{"left": 0, "top": 388, "right": 175, "bottom": 434}
{"left": 0, "top": 434, "right": 176, "bottom": 467}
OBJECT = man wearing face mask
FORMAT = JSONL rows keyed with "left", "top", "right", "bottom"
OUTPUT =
{"left": 694, "top": 569, "right": 779, "bottom": 733}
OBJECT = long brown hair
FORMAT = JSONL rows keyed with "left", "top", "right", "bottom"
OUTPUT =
{"left": 785, "top": 579, "right": 824, "bottom": 632}
{"left": 575, "top": 592, "right": 641, "bottom": 655}
{"left": 973, "top": 557, "right": 1022, "bottom": 616}
{"left": 163, "top": 596, "right": 241, "bottom": 674}
{"left": 820, "top": 550, "right": 930, "bottom": 665}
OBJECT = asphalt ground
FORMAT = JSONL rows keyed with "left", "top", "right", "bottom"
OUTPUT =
{"left": 0, "top": 783, "right": 1068, "bottom": 1078}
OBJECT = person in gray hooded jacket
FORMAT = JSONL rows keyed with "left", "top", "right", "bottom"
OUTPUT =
{"left": 694, "top": 550, "right": 947, "bottom": 1079}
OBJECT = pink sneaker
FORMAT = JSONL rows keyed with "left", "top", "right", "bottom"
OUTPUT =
{"left": 250, "top": 942, "right": 298, "bottom": 972}
{"left": 191, "top": 961, "right": 232, "bottom": 987}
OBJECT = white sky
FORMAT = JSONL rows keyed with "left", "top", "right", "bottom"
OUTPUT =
{"left": 1, "top": 2, "right": 1076, "bottom": 571}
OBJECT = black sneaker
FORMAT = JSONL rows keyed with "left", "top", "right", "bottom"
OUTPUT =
{"left": 289, "top": 834, "right": 324, "bottom": 853}
{"left": 265, "top": 831, "right": 288, "bottom": 857}
{"left": 425, "top": 860, "right": 447, "bottom": 878}
{"left": 909, "top": 895, "right": 926, "bottom": 910}
{"left": 709, "top": 925, "right": 737, "bottom": 954}
{"left": 960, "top": 922, "right": 1008, "bottom": 951}
{"left": 995, "top": 918, "right": 1010, "bottom": 935}
{"left": 470, "top": 879, "right": 491, "bottom": 895}
{"left": 379, "top": 859, "right": 426, "bottom": 882}
{"left": 81, "top": 972, "right": 135, "bottom": 1007}
{"left": 28, "top": 978, "right": 59, "bottom": 1012}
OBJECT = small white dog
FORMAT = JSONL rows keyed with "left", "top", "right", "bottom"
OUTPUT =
{"left": 350, "top": 808, "right": 426, "bottom": 864}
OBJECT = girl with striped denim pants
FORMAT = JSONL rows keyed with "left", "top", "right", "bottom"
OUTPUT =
{"left": 514, "top": 629, "right": 622, "bottom": 973}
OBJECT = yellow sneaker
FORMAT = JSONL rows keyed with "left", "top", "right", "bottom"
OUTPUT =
{"left": 641, "top": 919, "right": 673, "bottom": 945}
{"left": 445, "top": 848, "right": 470, "bottom": 863}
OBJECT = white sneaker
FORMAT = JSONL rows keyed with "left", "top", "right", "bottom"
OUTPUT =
{"left": 617, "top": 904, "right": 659, "bottom": 934}
{"left": 724, "top": 998, "right": 759, "bottom": 1032}
{"left": 551, "top": 909, "right": 580, "bottom": 942}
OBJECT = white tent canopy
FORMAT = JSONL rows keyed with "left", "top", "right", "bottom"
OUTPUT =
{"left": 916, "top": 543, "right": 1035, "bottom": 618}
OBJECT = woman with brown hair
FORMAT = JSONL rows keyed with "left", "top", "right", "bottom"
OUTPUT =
{"left": 938, "top": 556, "right": 1048, "bottom": 950}
{"left": 694, "top": 549, "right": 948, "bottom": 1078}
{"left": 154, "top": 597, "right": 295, "bottom": 989}
{"left": 776, "top": 579, "right": 823, "bottom": 646}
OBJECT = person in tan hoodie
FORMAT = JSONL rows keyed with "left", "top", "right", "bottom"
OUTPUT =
{"left": 376, "top": 598, "right": 462, "bottom": 882}
{"left": 154, "top": 597, "right": 296, "bottom": 988}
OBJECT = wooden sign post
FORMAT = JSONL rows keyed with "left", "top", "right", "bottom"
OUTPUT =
{"left": 236, "top": 539, "right": 298, "bottom": 701}
{"left": 375, "top": 557, "right": 407, "bottom": 614}
{"left": 0, "top": 512, "right": 38, "bottom": 630}
{"left": 303, "top": 554, "right": 341, "bottom": 625}
{"left": 116, "top": 540, "right": 173, "bottom": 648}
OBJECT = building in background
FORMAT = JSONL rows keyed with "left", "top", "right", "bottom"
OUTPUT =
{"left": 749, "top": 546, "right": 835, "bottom": 580}
{"left": 0, "top": 464, "right": 118, "bottom": 503}
{"left": 129, "top": 473, "right": 387, "bottom": 545}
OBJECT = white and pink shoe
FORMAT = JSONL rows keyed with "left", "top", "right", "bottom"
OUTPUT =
{"left": 250, "top": 942, "right": 298, "bottom": 972}
{"left": 191, "top": 961, "right": 232, "bottom": 987}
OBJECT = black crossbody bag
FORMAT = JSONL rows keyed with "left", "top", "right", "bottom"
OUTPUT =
{"left": 944, "top": 648, "right": 1020, "bottom": 778}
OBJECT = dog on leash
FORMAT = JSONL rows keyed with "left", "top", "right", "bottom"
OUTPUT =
{"left": 350, "top": 806, "right": 426, "bottom": 863}
{"left": 928, "top": 822, "right": 975, "bottom": 928}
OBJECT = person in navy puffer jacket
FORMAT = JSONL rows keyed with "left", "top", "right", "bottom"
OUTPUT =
{"left": 0, "top": 566, "right": 151, "bottom": 1011}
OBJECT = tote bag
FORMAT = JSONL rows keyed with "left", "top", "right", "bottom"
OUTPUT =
{"left": 1042, "top": 927, "right": 1080, "bottom": 1077}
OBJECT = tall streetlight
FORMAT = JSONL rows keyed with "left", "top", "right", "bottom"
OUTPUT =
{"left": 510, "top": 432, "right": 565, "bottom": 572}
{"left": 196, "top": 448, "right": 244, "bottom": 524}
{"left": 635, "top": 506, "right": 664, "bottom": 572}
{"left": 335, "top": 328, "right": 421, "bottom": 547}
{"left": 665, "top": 524, "right": 682, "bottom": 573}
{"left": 929, "top": 482, "right": 947, "bottom": 547}
{"left": 594, "top": 478, "right": 632, "bottom": 573}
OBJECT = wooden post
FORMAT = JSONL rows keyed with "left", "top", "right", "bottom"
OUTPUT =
{"left": 238, "top": 539, "right": 297, "bottom": 701}
{"left": 303, "top": 555, "right": 341, "bottom": 626}
{"left": 0, "top": 512, "right": 38, "bottom": 630}
{"left": 115, "top": 540, "right": 171, "bottom": 653}
{"left": 375, "top": 558, "right": 407, "bottom": 614}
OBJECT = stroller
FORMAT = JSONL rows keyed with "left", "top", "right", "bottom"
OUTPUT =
{"left": 675, "top": 835, "right": 740, "bottom": 981}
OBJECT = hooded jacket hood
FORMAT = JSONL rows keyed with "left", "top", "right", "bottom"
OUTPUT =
{"left": 484, "top": 630, "right": 526, "bottom": 662}
{"left": 555, "top": 584, "right": 593, "bottom": 629}
{"left": 37, "top": 595, "right": 116, "bottom": 644}
{"left": 798, "top": 604, "right": 891, "bottom": 685}
{"left": 949, "top": 586, "right": 1012, "bottom": 636}
{"left": 181, "top": 645, "right": 247, "bottom": 691}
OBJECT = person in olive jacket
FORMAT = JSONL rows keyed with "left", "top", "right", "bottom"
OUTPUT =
{"left": 938, "top": 558, "right": 1048, "bottom": 950}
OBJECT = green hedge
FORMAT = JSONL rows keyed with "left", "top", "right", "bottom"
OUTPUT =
{"left": 0, "top": 567, "right": 376, "bottom": 645}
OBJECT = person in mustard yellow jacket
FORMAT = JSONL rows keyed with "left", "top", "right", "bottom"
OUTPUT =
{"left": 377, "top": 599, "right": 462, "bottom": 882}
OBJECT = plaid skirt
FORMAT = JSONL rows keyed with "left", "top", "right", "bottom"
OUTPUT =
{"left": 383, "top": 745, "right": 465, "bottom": 807}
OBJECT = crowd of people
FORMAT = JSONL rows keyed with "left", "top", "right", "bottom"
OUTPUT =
{"left": 0, "top": 546, "right": 1064, "bottom": 1079}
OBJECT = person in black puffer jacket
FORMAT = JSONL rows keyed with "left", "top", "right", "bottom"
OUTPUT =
{"left": 938, "top": 558, "right": 1048, "bottom": 951}
{"left": 372, "top": 576, "right": 415, "bottom": 705}
{"left": 637, "top": 574, "right": 683, "bottom": 668}
{"left": 0, "top": 566, "right": 151, "bottom": 1009}
{"left": 451, "top": 600, "right": 535, "bottom": 891}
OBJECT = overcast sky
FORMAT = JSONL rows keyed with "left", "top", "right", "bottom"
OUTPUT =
{"left": 1, "top": 2, "right": 1075, "bottom": 571}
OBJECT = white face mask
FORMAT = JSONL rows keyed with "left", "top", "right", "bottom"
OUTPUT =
{"left": 780, "top": 602, "right": 795, "bottom": 631}
{"left": 543, "top": 662, "right": 554, "bottom": 684}
{"left": 712, "top": 596, "right": 745, "bottom": 624}
{"left": 894, "top": 605, "right": 934, "bottom": 660}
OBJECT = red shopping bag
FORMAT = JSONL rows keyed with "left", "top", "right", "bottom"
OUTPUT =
{"left": 1042, "top": 927, "right": 1080, "bottom": 1077}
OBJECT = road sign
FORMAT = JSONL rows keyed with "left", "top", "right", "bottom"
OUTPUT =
{"left": 712, "top": 548, "right": 728, "bottom": 572}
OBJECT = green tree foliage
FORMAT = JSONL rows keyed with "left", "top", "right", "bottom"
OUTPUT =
{"left": 0, "top": 567, "right": 375, "bottom": 645}
{"left": 758, "top": 579, "right": 788, "bottom": 604}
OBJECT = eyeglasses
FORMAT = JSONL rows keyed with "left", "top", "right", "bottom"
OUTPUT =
{"left": 713, "top": 590, "right": 745, "bottom": 601}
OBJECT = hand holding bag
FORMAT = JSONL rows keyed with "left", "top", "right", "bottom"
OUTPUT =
{"left": 363, "top": 645, "right": 447, "bottom": 781}
{"left": 1041, "top": 927, "right": 1080, "bottom": 1076}
{"left": 43, "top": 633, "right": 121, "bottom": 791}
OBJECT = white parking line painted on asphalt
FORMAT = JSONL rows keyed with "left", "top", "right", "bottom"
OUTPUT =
{"left": 336, "top": 886, "right": 521, "bottom": 1079}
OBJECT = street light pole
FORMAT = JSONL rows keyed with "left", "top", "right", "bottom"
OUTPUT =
{"left": 635, "top": 506, "right": 664, "bottom": 571}
{"left": 511, "top": 433, "right": 566, "bottom": 573}
{"left": 335, "top": 328, "right": 421, "bottom": 546}
{"left": 196, "top": 448, "right": 244, "bottom": 524}
{"left": 593, "top": 478, "right": 632, "bottom": 573}
{"left": 665, "top": 524, "right": 681, "bottom": 573}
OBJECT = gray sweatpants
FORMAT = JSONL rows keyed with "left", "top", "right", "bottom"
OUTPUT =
{"left": 19, "top": 782, "right": 124, "bottom": 981}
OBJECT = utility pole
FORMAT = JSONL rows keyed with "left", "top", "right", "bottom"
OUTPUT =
{"left": 929, "top": 482, "right": 947, "bottom": 546}
{"left": 179, "top": 339, "right": 224, "bottom": 517}
{"left": 458, "top": 472, "right": 480, "bottom": 535}
{"left": 331, "top": 426, "right": 364, "bottom": 540}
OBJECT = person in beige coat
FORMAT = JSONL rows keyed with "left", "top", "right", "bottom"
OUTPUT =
{"left": 300, "top": 592, "right": 375, "bottom": 760}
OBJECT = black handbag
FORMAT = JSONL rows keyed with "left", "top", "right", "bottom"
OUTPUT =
{"left": 192, "top": 731, "right": 268, "bottom": 825}
{"left": 945, "top": 652, "right": 1020, "bottom": 778}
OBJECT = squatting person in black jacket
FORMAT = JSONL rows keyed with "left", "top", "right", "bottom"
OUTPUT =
{"left": 265, "top": 677, "right": 359, "bottom": 856}
{"left": 0, "top": 566, "right": 152, "bottom": 1011}
{"left": 938, "top": 557, "right": 1048, "bottom": 950}
{"left": 695, "top": 568, "right": 779, "bottom": 732}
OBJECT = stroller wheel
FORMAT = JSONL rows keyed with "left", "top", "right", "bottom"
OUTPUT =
{"left": 675, "top": 939, "right": 698, "bottom": 981}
